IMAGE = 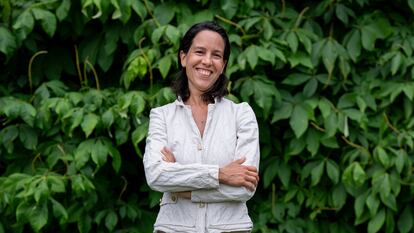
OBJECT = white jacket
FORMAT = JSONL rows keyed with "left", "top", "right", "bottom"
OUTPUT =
{"left": 143, "top": 97, "right": 260, "bottom": 233}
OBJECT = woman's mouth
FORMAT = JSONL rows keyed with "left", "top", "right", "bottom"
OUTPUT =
{"left": 196, "top": 68, "right": 212, "bottom": 76}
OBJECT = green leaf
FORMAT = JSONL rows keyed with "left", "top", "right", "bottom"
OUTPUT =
{"left": 132, "top": 119, "right": 149, "bottom": 157}
{"left": 322, "top": 39, "right": 338, "bottom": 74}
{"left": 326, "top": 159, "right": 339, "bottom": 184}
{"left": 154, "top": 3, "right": 175, "bottom": 25}
{"left": 398, "top": 206, "right": 413, "bottom": 233}
{"left": 20, "top": 102, "right": 36, "bottom": 127}
{"left": 374, "top": 146, "right": 390, "bottom": 168}
{"left": 318, "top": 98, "right": 332, "bottom": 119}
{"left": 347, "top": 29, "right": 361, "bottom": 62}
{"left": 257, "top": 46, "right": 275, "bottom": 65}
{"left": 105, "top": 211, "right": 118, "bottom": 231}
{"left": 286, "top": 31, "right": 299, "bottom": 53}
{"left": 282, "top": 73, "right": 310, "bottom": 86}
{"left": 32, "top": 8, "right": 57, "bottom": 37}
{"left": 263, "top": 159, "right": 278, "bottom": 188}
{"left": 290, "top": 105, "right": 309, "bottom": 138}
{"left": 0, "top": 26, "right": 17, "bottom": 58}
{"left": 102, "top": 109, "right": 114, "bottom": 129}
{"left": 353, "top": 162, "right": 367, "bottom": 186}
{"left": 56, "top": 0, "right": 71, "bottom": 21}
{"left": 158, "top": 55, "right": 172, "bottom": 79}
{"left": 1, "top": 125, "right": 19, "bottom": 153}
{"left": 245, "top": 45, "right": 258, "bottom": 69}
{"left": 311, "top": 160, "right": 325, "bottom": 186}
{"left": 391, "top": 52, "right": 402, "bottom": 75}
{"left": 366, "top": 192, "right": 380, "bottom": 216}
{"left": 48, "top": 175, "right": 66, "bottom": 193}
{"left": 354, "top": 191, "right": 368, "bottom": 219}
{"left": 50, "top": 198, "right": 68, "bottom": 222}
{"left": 29, "top": 201, "right": 48, "bottom": 232}
{"left": 332, "top": 184, "right": 347, "bottom": 209}
{"left": 278, "top": 162, "right": 291, "bottom": 188}
{"left": 272, "top": 102, "right": 293, "bottom": 123}
{"left": 19, "top": 125, "right": 38, "bottom": 150}
{"left": 91, "top": 139, "right": 109, "bottom": 167}
{"left": 303, "top": 79, "right": 318, "bottom": 97}
{"left": 81, "top": 113, "right": 99, "bottom": 138}
{"left": 368, "top": 209, "right": 386, "bottom": 233}
{"left": 409, "top": 0, "right": 414, "bottom": 12}
{"left": 165, "top": 25, "right": 180, "bottom": 45}
{"left": 108, "top": 144, "right": 121, "bottom": 172}
{"left": 12, "top": 10, "right": 34, "bottom": 40}
{"left": 372, "top": 173, "right": 391, "bottom": 196}
{"left": 131, "top": 0, "right": 147, "bottom": 20}
{"left": 305, "top": 129, "right": 320, "bottom": 156}
{"left": 221, "top": 0, "right": 238, "bottom": 19}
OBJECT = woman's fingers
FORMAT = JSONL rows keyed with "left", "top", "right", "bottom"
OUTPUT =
{"left": 161, "top": 147, "right": 176, "bottom": 162}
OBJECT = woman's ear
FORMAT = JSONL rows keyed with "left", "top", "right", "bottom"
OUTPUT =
{"left": 180, "top": 51, "right": 187, "bottom": 68}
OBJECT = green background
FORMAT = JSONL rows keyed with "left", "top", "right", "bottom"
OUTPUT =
{"left": 1, "top": 0, "right": 414, "bottom": 232}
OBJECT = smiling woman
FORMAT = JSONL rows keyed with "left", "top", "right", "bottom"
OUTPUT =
{"left": 143, "top": 21, "right": 260, "bottom": 233}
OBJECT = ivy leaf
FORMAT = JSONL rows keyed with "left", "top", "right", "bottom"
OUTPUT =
{"left": 32, "top": 8, "right": 57, "bottom": 37}
{"left": 105, "top": 211, "right": 118, "bottom": 231}
{"left": 29, "top": 201, "right": 48, "bottom": 232}
{"left": 368, "top": 209, "right": 385, "bottom": 233}
{"left": 19, "top": 125, "right": 38, "bottom": 150}
{"left": 154, "top": 3, "right": 175, "bottom": 25}
{"left": 398, "top": 206, "right": 413, "bottom": 233}
{"left": 221, "top": 0, "right": 238, "bottom": 19}
{"left": 332, "top": 184, "right": 347, "bottom": 209}
{"left": 409, "top": 0, "right": 414, "bottom": 13}
{"left": 91, "top": 139, "right": 109, "bottom": 168}
{"left": 132, "top": 119, "right": 149, "bottom": 157}
{"left": 50, "top": 197, "right": 68, "bottom": 221}
{"left": 257, "top": 46, "right": 275, "bottom": 65}
{"left": 271, "top": 102, "right": 293, "bottom": 123}
{"left": 158, "top": 55, "right": 172, "bottom": 79}
{"left": 311, "top": 160, "right": 325, "bottom": 186}
{"left": 131, "top": 0, "right": 147, "bottom": 21}
{"left": 12, "top": 10, "right": 34, "bottom": 40}
{"left": 326, "top": 159, "right": 340, "bottom": 184}
{"left": 0, "top": 27, "right": 17, "bottom": 59}
{"left": 353, "top": 162, "right": 367, "bottom": 186}
{"left": 245, "top": 45, "right": 258, "bottom": 69}
{"left": 81, "top": 113, "right": 99, "bottom": 138}
{"left": 290, "top": 104, "right": 309, "bottom": 138}
{"left": 56, "top": 0, "right": 71, "bottom": 21}
{"left": 322, "top": 39, "right": 338, "bottom": 75}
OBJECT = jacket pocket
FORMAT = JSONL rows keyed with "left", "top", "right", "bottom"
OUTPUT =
{"left": 207, "top": 202, "right": 252, "bottom": 231}
{"left": 155, "top": 193, "right": 196, "bottom": 228}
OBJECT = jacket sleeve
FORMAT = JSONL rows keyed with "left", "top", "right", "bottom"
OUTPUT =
{"left": 143, "top": 107, "right": 220, "bottom": 193}
{"left": 191, "top": 103, "right": 260, "bottom": 203}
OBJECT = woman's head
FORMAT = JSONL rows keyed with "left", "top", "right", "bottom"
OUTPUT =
{"left": 173, "top": 21, "right": 231, "bottom": 103}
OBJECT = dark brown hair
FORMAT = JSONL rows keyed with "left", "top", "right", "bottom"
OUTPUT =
{"left": 172, "top": 21, "right": 231, "bottom": 103}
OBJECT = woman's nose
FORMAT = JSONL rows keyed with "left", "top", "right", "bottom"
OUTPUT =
{"left": 202, "top": 55, "right": 212, "bottom": 65}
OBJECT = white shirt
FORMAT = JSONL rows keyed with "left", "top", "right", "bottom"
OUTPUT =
{"left": 143, "top": 97, "right": 260, "bottom": 233}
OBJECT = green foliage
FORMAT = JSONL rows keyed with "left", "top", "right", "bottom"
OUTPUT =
{"left": 1, "top": 0, "right": 414, "bottom": 232}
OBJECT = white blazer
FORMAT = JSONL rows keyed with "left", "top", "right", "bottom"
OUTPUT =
{"left": 143, "top": 97, "right": 260, "bottom": 233}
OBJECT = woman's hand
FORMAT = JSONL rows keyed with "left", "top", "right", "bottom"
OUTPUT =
{"left": 219, "top": 157, "right": 259, "bottom": 191}
{"left": 161, "top": 147, "right": 176, "bottom": 163}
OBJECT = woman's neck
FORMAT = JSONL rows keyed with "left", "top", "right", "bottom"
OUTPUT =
{"left": 186, "top": 94, "right": 208, "bottom": 107}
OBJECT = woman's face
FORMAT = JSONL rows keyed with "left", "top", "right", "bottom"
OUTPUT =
{"left": 180, "top": 30, "right": 226, "bottom": 96}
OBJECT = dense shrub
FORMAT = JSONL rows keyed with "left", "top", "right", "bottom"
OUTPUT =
{"left": 1, "top": 0, "right": 414, "bottom": 232}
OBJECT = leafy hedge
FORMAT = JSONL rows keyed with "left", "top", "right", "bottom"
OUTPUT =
{"left": 1, "top": 0, "right": 414, "bottom": 232}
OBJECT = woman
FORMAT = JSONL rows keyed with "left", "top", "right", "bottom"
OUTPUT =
{"left": 143, "top": 21, "right": 260, "bottom": 233}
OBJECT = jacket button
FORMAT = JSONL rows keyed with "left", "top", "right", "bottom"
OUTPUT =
{"left": 197, "top": 144, "right": 203, "bottom": 151}
{"left": 199, "top": 203, "right": 205, "bottom": 208}
{"left": 171, "top": 195, "right": 177, "bottom": 202}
